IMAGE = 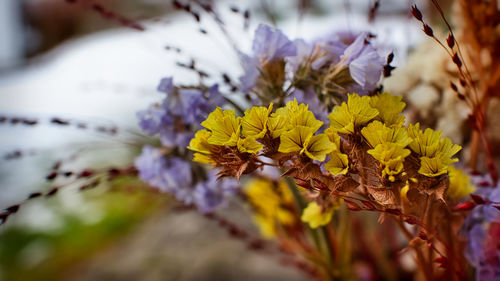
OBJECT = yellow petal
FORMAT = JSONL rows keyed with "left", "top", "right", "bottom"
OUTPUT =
{"left": 370, "top": 92, "right": 406, "bottom": 126}
{"left": 278, "top": 126, "right": 315, "bottom": 153}
{"left": 244, "top": 178, "right": 295, "bottom": 238}
{"left": 408, "top": 123, "right": 441, "bottom": 156}
{"left": 325, "top": 152, "right": 349, "bottom": 175}
{"left": 303, "top": 133, "right": 335, "bottom": 161}
{"left": 361, "top": 121, "right": 412, "bottom": 148}
{"left": 446, "top": 166, "right": 475, "bottom": 199}
{"left": 289, "top": 109, "right": 323, "bottom": 132}
{"left": 368, "top": 143, "right": 410, "bottom": 179}
{"left": 200, "top": 107, "right": 225, "bottom": 131}
{"left": 193, "top": 153, "right": 215, "bottom": 165}
{"left": 301, "top": 202, "right": 335, "bottom": 229}
{"left": 329, "top": 93, "right": 378, "bottom": 134}
{"left": 438, "top": 138, "right": 461, "bottom": 164}
{"left": 207, "top": 113, "right": 241, "bottom": 146}
{"left": 241, "top": 104, "right": 273, "bottom": 139}
{"left": 237, "top": 137, "right": 263, "bottom": 154}
{"left": 187, "top": 129, "right": 213, "bottom": 154}
{"left": 268, "top": 111, "right": 288, "bottom": 139}
{"left": 324, "top": 127, "right": 341, "bottom": 149}
{"left": 418, "top": 156, "right": 448, "bottom": 177}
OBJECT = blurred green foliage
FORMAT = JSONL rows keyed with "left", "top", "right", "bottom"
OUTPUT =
{"left": 0, "top": 176, "right": 168, "bottom": 281}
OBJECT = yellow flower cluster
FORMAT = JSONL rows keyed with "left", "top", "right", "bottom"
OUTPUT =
{"left": 275, "top": 100, "right": 333, "bottom": 161}
{"left": 244, "top": 178, "right": 295, "bottom": 238}
{"left": 189, "top": 100, "right": 336, "bottom": 163}
{"left": 361, "top": 121, "right": 412, "bottom": 181}
{"left": 407, "top": 123, "right": 462, "bottom": 177}
{"left": 188, "top": 106, "right": 271, "bottom": 163}
{"left": 189, "top": 92, "right": 462, "bottom": 182}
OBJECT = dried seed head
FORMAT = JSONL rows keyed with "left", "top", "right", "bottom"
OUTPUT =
{"left": 452, "top": 53, "right": 462, "bottom": 68}
{"left": 446, "top": 33, "right": 455, "bottom": 48}
{"left": 5, "top": 205, "right": 20, "bottom": 214}
{"left": 46, "top": 187, "right": 59, "bottom": 197}
{"left": 28, "top": 192, "right": 43, "bottom": 199}
{"left": 423, "top": 24, "right": 434, "bottom": 37}
{"left": 411, "top": 5, "right": 423, "bottom": 21}
{"left": 450, "top": 81, "right": 458, "bottom": 92}
{"left": 387, "top": 52, "right": 394, "bottom": 64}
{"left": 191, "top": 11, "right": 200, "bottom": 22}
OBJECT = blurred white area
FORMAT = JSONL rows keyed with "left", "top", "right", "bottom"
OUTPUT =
{"left": 0, "top": 0, "right": 24, "bottom": 69}
{"left": 0, "top": 0, "right": 426, "bottom": 217}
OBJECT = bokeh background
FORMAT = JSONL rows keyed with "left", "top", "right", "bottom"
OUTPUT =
{"left": 0, "top": 1, "right": 438, "bottom": 280}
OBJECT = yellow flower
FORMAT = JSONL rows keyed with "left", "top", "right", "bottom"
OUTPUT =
{"left": 324, "top": 127, "right": 341, "bottom": 148}
{"left": 275, "top": 99, "right": 323, "bottom": 131}
{"left": 201, "top": 107, "right": 241, "bottom": 146}
{"left": 288, "top": 108, "right": 323, "bottom": 132}
{"left": 407, "top": 123, "right": 442, "bottom": 157}
{"left": 268, "top": 111, "right": 288, "bottom": 139}
{"left": 193, "top": 153, "right": 215, "bottom": 165}
{"left": 446, "top": 166, "right": 476, "bottom": 199}
{"left": 325, "top": 152, "right": 349, "bottom": 176}
{"left": 408, "top": 123, "right": 462, "bottom": 177}
{"left": 368, "top": 143, "right": 410, "bottom": 181}
{"left": 278, "top": 126, "right": 334, "bottom": 161}
{"left": 244, "top": 178, "right": 295, "bottom": 238}
{"left": 418, "top": 156, "right": 449, "bottom": 177}
{"left": 303, "top": 134, "right": 335, "bottom": 161}
{"left": 279, "top": 126, "right": 314, "bottom": 153}
{"left": 329, "top": 93, "right": 379, "bottom": 134}
{"left": 241, "top": 104, "right": 273, "bottom": 139}
{"left": 188, "top": 129, "right": 213, "bottom": 154}
{"left": 301, "top": 202, "right": 335, "bottom": 229}
{"left": 361, "top": 121, "right": 412, "bottom": 148}
{"left": 438, "top": 138, "right": 461, "bottom": 165}
{"left": 369, "top": 93, "right": 406, "bottom": 126}
{"left": 237, "top": 137, "right": 263, "bottom": 154}
{"left": 188, "top": 130, "right": 216, "bottom": 164}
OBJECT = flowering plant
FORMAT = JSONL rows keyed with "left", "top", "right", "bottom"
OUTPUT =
{"left": 1, "top": 1, "right": 500, "bottom": 280}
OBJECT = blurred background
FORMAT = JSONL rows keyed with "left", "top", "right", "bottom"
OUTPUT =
{"left": 0, "top": 0, "right": 436, "bottom": 280}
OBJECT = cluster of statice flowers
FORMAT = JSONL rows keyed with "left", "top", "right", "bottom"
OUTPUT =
{"left": 462, "top": 174, "right": 500, "bottom": 281}
{"left": 134, "top": 77, "right": 237, "bottom": 213}
{"left": 240, "top": 24, "right": 385, "bottom": 115}
{"left": 134, "top": 24, "right": 386, "bottom": 213}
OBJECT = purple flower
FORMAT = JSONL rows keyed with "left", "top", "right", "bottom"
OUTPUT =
{"left": 157, "top": 77, "right": 174, "bottom": 93}
{"left": 341, "top": 33, "right": 385, "bottom": 92}
{"left": 239, "top": 24, "right": 297, "bottom": 93}
{"left": 135, "top": 146, "right": 238, "bottom": 213}
{"left": 252, "top": 24, "right": 297, "bottom": 63}
{"left": 193, "top": 171, "right": 238, "bottom": 213}
{"left": 134, "top": 145, "right": 169, "bottom": 190}
{"left": 137, "top": 78, "right": 225, "bottom": 149}
{"left": 136, "top": 103, "right": 168, "bottom": 135}
{"left": 461, "top": 173, "right": 500, "bottom": 280}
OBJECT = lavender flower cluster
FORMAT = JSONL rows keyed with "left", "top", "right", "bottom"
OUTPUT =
{"left": 137, "top": 77, "right": 224, "bottom": 149}
{"left": 240, "top": 24, "right": 385, "bottom": 116}
{"left": 134, "top": 78, "right": 237, "bottom": 213}
{"left": 462, "top": 175, "right": 500, "bottom": 280}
